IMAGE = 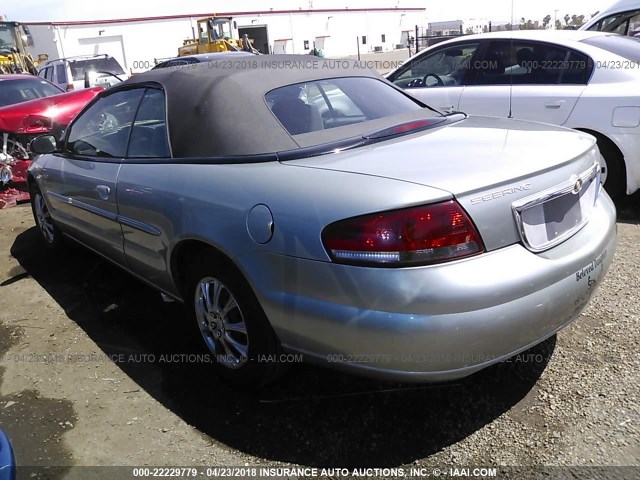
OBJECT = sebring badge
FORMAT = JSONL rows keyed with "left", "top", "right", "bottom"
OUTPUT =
{"left": 572, "top": 178, "right": 584, "bottom": 194}
{"left": 470, "top": 183, "right": 532, "bottom": 204}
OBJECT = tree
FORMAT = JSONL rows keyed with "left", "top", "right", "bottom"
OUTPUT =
{"left": 564, "top": 14, "right": 571, "bottom": 25}
{"left": 555, "top": 19, "right": 563, "bottom": 30}
{"left": 543, "top": 14, "right": 552, "bottom": 29}
{"left": 570, "top": 14, "right": 585, "bottom": 26}
{"left": 505, "top": 23, "right": 513, "bottom": 31}
{"left": 466, "top": 27, "right": 474, "bottom": 34}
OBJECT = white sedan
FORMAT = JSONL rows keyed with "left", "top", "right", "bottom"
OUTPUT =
{"left": 387, "top": 30, "right": 640, "bottom": 198}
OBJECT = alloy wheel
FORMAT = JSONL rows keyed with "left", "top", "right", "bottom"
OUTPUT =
{"left": 34, "top": 193, "right": 55, "bottom": 244}
{"left": 194, "top": 277, "right": 249, "bottom": 369}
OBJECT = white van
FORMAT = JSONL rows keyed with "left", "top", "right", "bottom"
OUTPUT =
{"left": 37, "top": 54, "right": 127, "bottom": 91}
{"left": 580, "top": 0, "right": 640, "bottom": 35}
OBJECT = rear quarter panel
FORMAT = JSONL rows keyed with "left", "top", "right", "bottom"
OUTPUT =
{"left": 116, "top": 161, "right": 452, "bottom": 297}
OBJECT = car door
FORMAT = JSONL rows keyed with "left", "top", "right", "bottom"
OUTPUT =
{"left": 458, "top": 40, "right": 591, "bottom": 125}
{"left": 115, "top": 87, "right": 175, "bottom": 291}
{"left": 388, "top": 40, "right": 482, "bottom": 113}
{"left": 42, "top": 88, "right": 145, "bottom": 265}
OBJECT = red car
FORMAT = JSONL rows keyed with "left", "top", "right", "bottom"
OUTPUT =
{"left": 0, "top": 75, "right": 102, "bottom": 208}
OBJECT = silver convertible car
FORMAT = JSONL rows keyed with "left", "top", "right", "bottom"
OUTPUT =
{"left": 27, "top": 56, "right": 616, "bottom": 387}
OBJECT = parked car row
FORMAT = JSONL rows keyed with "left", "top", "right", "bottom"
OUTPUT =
{"left": 1, "top": 23, "right": 635, "bottom": 385}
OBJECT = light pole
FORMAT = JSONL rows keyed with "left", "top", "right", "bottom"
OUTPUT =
{"left": 554, "top": 9, "right": 559, "bottom": 29}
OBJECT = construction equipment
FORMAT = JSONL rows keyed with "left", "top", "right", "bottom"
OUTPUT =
{"left": 179, "top": 16, "right": 259, "bottom": 56}
{"left": 0, "top": 19, "right": 39, "bottom": 75}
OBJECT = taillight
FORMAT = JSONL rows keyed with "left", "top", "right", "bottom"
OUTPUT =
{"left": 321, "top": 201, "right": 485, "bottom": 267}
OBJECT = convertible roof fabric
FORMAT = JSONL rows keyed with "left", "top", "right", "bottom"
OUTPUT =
{"left": 119, "top": 55, "right": 383, "bottom": 158}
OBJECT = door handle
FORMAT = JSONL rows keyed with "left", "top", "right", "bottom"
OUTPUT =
{"left": 545, "top": 101, "right": 565, "bottom": 110}
{"left": 96, "top": 185, "right": 111, "bottom": 200}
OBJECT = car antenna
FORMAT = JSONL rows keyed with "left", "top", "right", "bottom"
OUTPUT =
{"left": 508, "top": 0, "right": 514, "bottom": 119}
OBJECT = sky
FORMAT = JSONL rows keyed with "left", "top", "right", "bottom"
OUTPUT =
{"left": 2, "top": 0, "right": 607, "bottom": 23}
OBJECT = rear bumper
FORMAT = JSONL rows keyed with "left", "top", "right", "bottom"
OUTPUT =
{"left": 237, "top": 193, "right": 617, "bottom": 382}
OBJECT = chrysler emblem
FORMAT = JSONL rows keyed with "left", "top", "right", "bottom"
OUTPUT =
{"left": 572, "top": 178, "right": 583, "bottom": 194}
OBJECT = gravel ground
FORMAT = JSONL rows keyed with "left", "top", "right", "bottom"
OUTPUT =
{"left": 0, "top": 193, "right": 638, "bottom": 478}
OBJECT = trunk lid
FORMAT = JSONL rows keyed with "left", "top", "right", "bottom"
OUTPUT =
{"left": 284, "top": 116, "right": 599, "bottom": 251}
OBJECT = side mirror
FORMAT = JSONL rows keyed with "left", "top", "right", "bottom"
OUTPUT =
{"left": 30, "top": 135, "right": 58, "bottom": 155}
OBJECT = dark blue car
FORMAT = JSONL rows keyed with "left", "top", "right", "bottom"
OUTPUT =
{"left": 0, "top": 430, "right": 15, "bottom": 480}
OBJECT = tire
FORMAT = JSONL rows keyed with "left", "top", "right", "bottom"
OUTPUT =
{"left": 597, "top": 139, "right": 625, "bottom": 200}
{"left": 30, "top": 184, "right": 65, "bottom": 251}
{"left": 184, "top": 252, "right": 284, "bottom": 388}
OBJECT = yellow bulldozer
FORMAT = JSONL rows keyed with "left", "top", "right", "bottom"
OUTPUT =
{"left": 178, "top": 16, "right": 258, "bottom": 56}
{"left": 0, "top": 19, "right": 40, "bottom": 75}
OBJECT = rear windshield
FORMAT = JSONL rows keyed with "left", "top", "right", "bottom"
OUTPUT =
{"left": 266, "top": 77, "right": 423, "bottom": 135}
{"left": 70, "top": 57, "right": 125, "bottom": 80}
{"left": 0, "top": 77, "right": 62, "bottom": 107}
{"left": 581, "top": 34, "right": 640, "bottom": 62}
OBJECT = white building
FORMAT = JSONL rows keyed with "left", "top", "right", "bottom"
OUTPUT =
{"left": 427, "top": 20, "right": 463, "bottom": 37}
{"left": 24, "top": 7, "right": 425, "bottom": 73}
{"left": 463, "top": 18, "right": 490, "bottom": 34}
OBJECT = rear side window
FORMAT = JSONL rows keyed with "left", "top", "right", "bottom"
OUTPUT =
{"left": 56, "top": 64, "right": 67, "bottom": 84}
{"left": 66, "top": 89, "right": 145, "bottom": 158}
{"left": 581, "top": 35, "right": 640, "bottom": 62}
{"left": 127, "top": 88, "right": 171, "bottom": 158}
{"left": 266, "top": 77, "right": 422, "bottom": 135}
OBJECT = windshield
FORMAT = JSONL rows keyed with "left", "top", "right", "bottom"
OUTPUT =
{"left": 581, "top": 34, "right": 640, "bottom": 61}
{"left": 266, "top": 77, "right": 424, "bottom": 136}
{"left": 0, "top": 24, "right": 17, "bottom": 50}
{"left": 0, "top": 77, "right": 63, "bottom": 107}
{"left": 69, "top": 57, "right": 125, "bottom": 80}
{"left": 211, "top": 19, "right": 232, "bottom": 40}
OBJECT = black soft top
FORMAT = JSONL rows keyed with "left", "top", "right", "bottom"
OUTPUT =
{"left": 116, "top": 55, "right": 431, "bottom": 158}
{"left": 121, "top": 56, "right": 375, "bottom": 157}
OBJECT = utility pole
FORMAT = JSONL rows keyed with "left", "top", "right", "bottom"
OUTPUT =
{"left": 554, "top": 9, "right": 559, "bottom": 29}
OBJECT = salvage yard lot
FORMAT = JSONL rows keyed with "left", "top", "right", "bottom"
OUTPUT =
{"left": 0, "top": 198, "right": 638, "bottom": 473}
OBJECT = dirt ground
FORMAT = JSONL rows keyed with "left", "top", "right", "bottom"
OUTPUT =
{"left": 0, "top": 193, "right": 638, "bottom": 478}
